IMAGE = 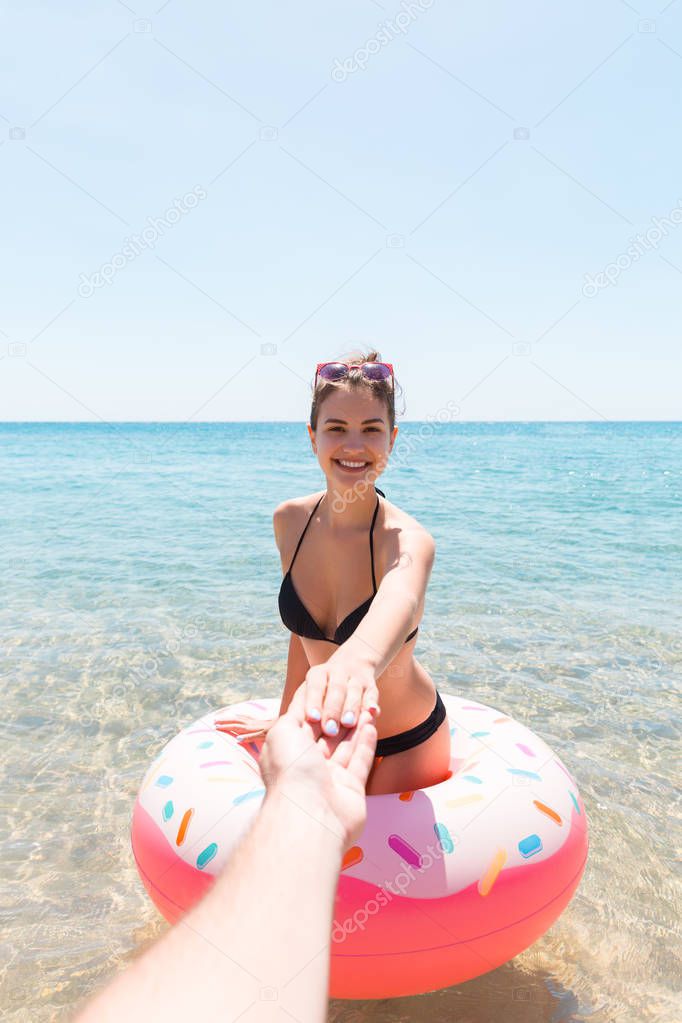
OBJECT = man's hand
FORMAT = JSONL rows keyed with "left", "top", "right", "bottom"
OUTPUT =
{"left": 259, "top": 682, "right": 377, "bottom": 849}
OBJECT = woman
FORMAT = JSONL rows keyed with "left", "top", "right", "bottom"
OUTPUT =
{"left": 216, "top": 351, "right": 451, "bottom": 795}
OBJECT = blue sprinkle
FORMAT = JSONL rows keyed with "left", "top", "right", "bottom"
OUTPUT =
{"left": 233, "top": 788, "right": 266, "bottom": 805}
{"left": 197, "top": 741, "right": 214, "bottom": 749}
{"left": 162, "top": 800, "right": 174, "bottom": 822}
{"left": 507, "top": 768, "right": 542, "bottom": 781}
{"left": 518, "top": 833, "right": 543, "bottom": 858}
{"left": 197, "top": 843, "right": 218, "bottom": 869}
{"left": 434, "top": 822, "right": 455, "bottom": 854}
{"left": 569, "top": 791, "right": 581, "bottom": 815}
{"left": 472, "top": 731, "right": 490, "bottom": 738}
{"left": 462, "top": 774, "right": 482, "bottom": 784}
{"left": 155, "top": 775, "right": 174, "bottom": 788}
{"left": 449, "top": 726, "right": 456, "bottom": 735}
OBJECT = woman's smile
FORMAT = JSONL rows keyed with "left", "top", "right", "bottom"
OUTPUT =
{"left": 332, "top": 458, "right": 371, "bottom": 473}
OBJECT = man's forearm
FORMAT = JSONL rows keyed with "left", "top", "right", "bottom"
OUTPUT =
{"left": 75, "top": 783, "right": 345, "bottom": 1023}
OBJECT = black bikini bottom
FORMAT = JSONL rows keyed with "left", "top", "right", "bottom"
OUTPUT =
{"left": 374, "top": 690, "right": 447, "bottom": 759}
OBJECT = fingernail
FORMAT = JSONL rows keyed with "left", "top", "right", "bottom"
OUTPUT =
{"left": 308, "top": 708, "right": 321, "bottom": 721}
{"left": 341, "top": 711, "right": 355, "bottom": 726}
{"left": 368, "top": 704, "right": 379, "bottom": 715}
{"left": 324, "top": 720, "right": 339, "bottom": 736}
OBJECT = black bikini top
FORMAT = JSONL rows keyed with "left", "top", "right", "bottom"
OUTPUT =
{"left": 278, "top": 487, "right": 418, "bottom": 646}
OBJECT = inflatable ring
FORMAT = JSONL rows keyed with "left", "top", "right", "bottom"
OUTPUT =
{"left": 131, "top": 692, "right": 589, "bottom": 999}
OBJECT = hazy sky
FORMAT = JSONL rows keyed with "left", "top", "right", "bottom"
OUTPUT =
{"left": 1, "top": 1, "right": 681, "bottom": 421}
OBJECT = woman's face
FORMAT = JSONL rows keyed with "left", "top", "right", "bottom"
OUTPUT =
{"left": 308, "top": 388, "right": 398, "bottom": 487}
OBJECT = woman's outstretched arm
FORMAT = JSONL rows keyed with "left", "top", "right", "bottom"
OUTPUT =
{"left": 302, "top": 528, "right": 436, "bottom": 734}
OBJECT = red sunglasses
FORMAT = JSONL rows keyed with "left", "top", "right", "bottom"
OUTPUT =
{"left": 314, "top": 361, "right": 394, "bottom": 390}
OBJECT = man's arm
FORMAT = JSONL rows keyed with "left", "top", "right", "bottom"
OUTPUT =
{"left": 73, "top": 687, "right": 377, "bottom": 1023}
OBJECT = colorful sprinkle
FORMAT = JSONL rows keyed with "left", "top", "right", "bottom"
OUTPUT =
{"left": 462, "top": 775, "right": 483, "bottom": 784}
{"left": 494, "top": 717, "right": 511, "bottom": 724}
{"left": 342, "top": 846, "right": 363, "bottom": 870}
{"left": 388, "top": 833, "right": 422, "bottom": 868}
{"left": 434, "top": 822, "right": 455, "bottom": 854}
{"left": 569, "top": 791, "right": 581, "bottom": 815}
{"left": 196, "top": 843, "right": 218, "bottom": 869}
{"left": 518, "top": 834, "right": 543, "bottom": 859}
{"left": 449, "top": 726, "right": 456, "bottom": 736}
{"left": 516, "top": 742, "right": 536, "bottom": 757}
{"left": 233, "top": 788, "right": 266, "bottom": 805}
{"left": 155, "top": 775, "right": 174, "bottom": 788}
{"left": 143, "top": 758, "right": 168, "bottom": 793}
{"left": 507, "top": 768, "right": 542, "bottom": 781}
{"left": 176, "top": 808, "right": 193, "bottom": 846}
{"left": 162, "top": 800, "right": 174, "bottom": 822}
{"left": 445, "top": 794, "right": 484, "bottom": 808}
{"left": 196, "top": 741, "right": 214, "bottom": 749}
{"left": 399, "top": 791, "right": 415, "bottom": 802}
{"left": 472, "top": 731, "right": 490, "bottom": 738}
{"left": 200, "top": 761, "right": 233, "bottom": 768}
{"left": 462, "top": 705, "right": 483, "bottom": 711}
{"left": 478, "top": 847, "right": 507, "bottom": 896}
{"left": 533, "top": 799, "right": 562, "bottom": 825}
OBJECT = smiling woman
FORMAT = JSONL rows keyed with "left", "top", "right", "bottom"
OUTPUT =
{"left": 216, "top": 348, "right": 452, "bottom": 796}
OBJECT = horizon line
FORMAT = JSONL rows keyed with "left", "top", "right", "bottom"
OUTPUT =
{"left": 0, "top": 419, "right": 680, "bottom": 426}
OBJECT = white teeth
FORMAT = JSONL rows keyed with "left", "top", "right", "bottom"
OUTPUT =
{"left": 338, "top": 459, "right": 368, "bottom": 468}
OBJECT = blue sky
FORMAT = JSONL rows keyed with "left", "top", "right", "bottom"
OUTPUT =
{"left": 1, "top": 0, "right": 681, "bottom": 421}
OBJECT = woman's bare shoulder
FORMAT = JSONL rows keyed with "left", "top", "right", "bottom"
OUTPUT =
{"left": 381, "top": 495, "right": 432, "bottom": 540}
{"left": 272, "top": 491, "right": 325, "bottom": 551}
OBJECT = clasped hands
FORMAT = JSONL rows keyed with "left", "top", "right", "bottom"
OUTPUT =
{"left": 215, "top": 656, "right": 381, "bottom": 745}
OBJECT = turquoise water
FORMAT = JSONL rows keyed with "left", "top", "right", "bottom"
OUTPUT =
{"left": 1, "top": 422, "right": 680, "bottom": 1022}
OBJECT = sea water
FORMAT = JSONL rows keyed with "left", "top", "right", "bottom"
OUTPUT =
{"left": 0, "top": 422, "right": 679, "bottom": 1022}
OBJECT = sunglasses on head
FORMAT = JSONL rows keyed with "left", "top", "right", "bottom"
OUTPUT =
{"left": 314, "top": 361, "right": 394, "bottom": 390}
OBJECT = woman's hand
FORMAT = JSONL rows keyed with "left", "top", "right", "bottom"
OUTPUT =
{"left": 302, "top": 657, "right": 380, "bottom": 738}
{"left": 214, "top": 713, "right": 277, "bottom": 743}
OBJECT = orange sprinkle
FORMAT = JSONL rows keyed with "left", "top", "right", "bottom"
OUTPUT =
{"left": 478, "top": 847, "right": 507, "bottom": 896}
{"left": 176, "top": 808, "right": 194, "bottom": 846}
{"left": 533, "top": 799, "right": 562, "bottom": 825}
{"left": 494, "top": 717, "right": 510, "bottom": 724}
{"left": 342, "top": 846, "right": 363, "bottom": 870}
{"left": 399, "top": 791, "right": 415, "bottom": 802}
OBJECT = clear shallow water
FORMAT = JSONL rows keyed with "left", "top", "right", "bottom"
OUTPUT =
{"left": 0, "top": 421, "right": 680, "bottom": 1022}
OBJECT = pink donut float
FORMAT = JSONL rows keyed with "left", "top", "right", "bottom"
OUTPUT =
{"left": 131, "top": 692, "right": 589, "bottom": 999}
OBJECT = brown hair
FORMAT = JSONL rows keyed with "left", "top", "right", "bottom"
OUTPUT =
{"left": 309, "top": 347, "right": 403, "bottom": 432}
